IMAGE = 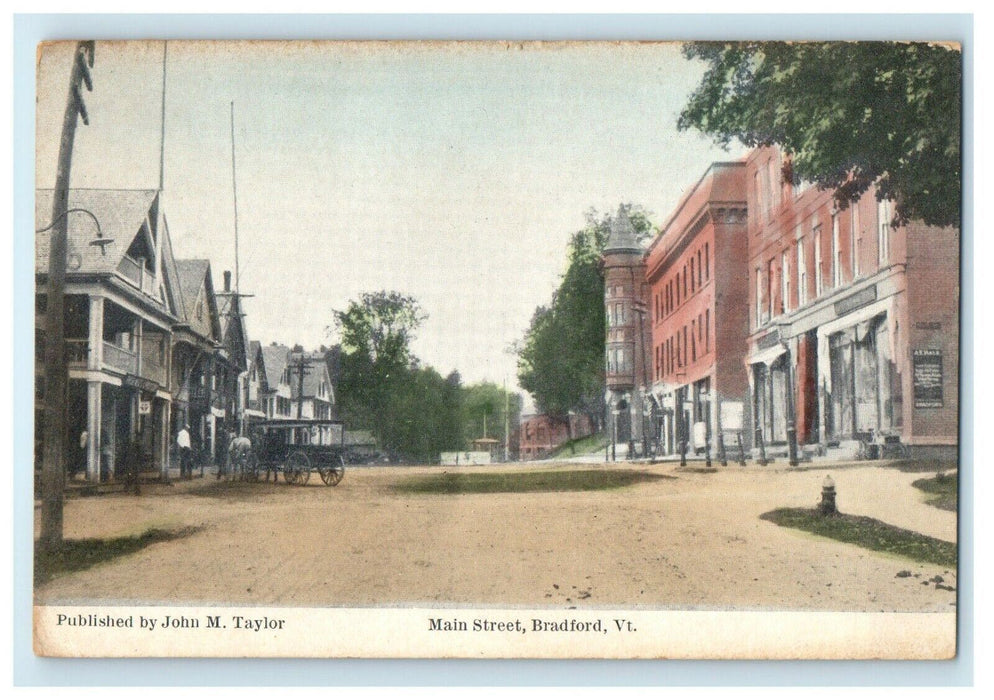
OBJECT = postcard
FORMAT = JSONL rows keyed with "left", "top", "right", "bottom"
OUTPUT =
{"left": 32, "top": 39, "right": 961, "bottom": 659}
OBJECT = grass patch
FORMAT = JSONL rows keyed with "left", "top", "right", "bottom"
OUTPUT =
{"left": 35, "top": 526, "right": 201, "bottom": 585}
{"left": 760, "top": 508, "right": 956, "bottom": 567}
{"left": 546, "top": 433, "right": 607, "bottom": 459}
{"left": 393, "top": 468, "right": 672, "bottom": 495}
{"left": 912, "top": 472, "right": 958, "bottom": 512}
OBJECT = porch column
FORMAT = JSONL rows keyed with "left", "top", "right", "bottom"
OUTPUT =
{"left": 87, "top": 295, "right": 103, "bottom": 370}
{"left": 161, "top": 399, "right": 171, "bottom": 480}
{"left": 85, "top": 380, "right": 101, "bottom": 481}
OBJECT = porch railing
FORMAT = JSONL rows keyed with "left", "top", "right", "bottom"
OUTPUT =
{"left": 102, "top": 341, "right": 137, "bottom": 374}
{"left": 117, "top": 255, "right": 158, "bottom": 296}
{"left": 141, "top": 355, "right": 167, "bottom": 386}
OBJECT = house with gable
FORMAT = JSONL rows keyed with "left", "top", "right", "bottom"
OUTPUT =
{"left": 171, "top": 258, "right": 231, "bottom": 467}
{"left": 245, "top": 340, "right": 267, "bottom": 426}
{"left": 35, "top": 188, "right": 181, "bottom": 482}
{"left": 259, "top": 343, "right": 294, "bottom": 420}
{"left": 216, "top": 270, "right": 251, "bottom": 438}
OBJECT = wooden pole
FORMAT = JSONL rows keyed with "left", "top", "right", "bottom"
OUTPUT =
{"left": 40, "top": 42, "right": 94, "bottom": 551}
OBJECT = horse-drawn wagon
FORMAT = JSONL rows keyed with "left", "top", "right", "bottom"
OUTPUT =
{"left": 243, "top": 419, "right": 346, "bottom": 486}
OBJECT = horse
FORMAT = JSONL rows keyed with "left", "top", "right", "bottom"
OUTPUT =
{"left": 227, "top": 435, "right": 253, "bottom": 481}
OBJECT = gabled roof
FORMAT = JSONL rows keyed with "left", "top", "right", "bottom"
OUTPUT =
{"left": 174, "top": 259, "right": 222, "bottom": 342}
{"left": 289, "top": 355, "right": 334, "bottom": 402}
{"left": 218, "top": 290, "right": 250, "bottom": 372}
{"left": 36, "top": 188, "right": 159, "bottom": 275}
{"left": 261, "top": 343, "right": 290, "bottom": 390}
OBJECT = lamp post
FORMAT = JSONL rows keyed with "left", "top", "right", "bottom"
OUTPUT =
{"left": 773, "top": 322, "right": 799, "bottom": 468}
{"left": 631, "top": 301, "right": 651, "bottom": 458}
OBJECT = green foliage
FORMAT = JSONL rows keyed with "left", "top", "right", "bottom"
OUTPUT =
{"left": 912, "top": 472, "right": 958, "bottom": 512}
{"left": 331, "top": 291, "right": 462, "bottom": 462}
{"left": 461, "top": 381, "right": 522, "bottom": 449}
{"left": 679, "top": 41, "right": 961, "bottom": 228}
{"left": 546, "top": 432, "right": 608, "bottom": 459}
{"left": 517, "top": 205, "right": 653, "bottom": 429}
{"left": 760, "top": 507, "right": 957, "bottom": 567}
{"left": 392, "top": 468, "right": 673, "bottom": 495}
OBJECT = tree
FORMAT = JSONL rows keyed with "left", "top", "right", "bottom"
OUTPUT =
{"left": 678, "top": 41, "right": 961, "bottom": 228}
{"left": 331, "top": 291, "right": 427, "bottom": 447}
{"left": 330, "top": 292, "right": 463, "bottom": 462}
{"left": 461, "top": 381, "right": 522, "bottom": 450}
{"left": 517, "top": 205, "right": 653, "bottom": 436}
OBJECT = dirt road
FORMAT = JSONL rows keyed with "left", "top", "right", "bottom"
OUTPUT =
{"left": 34, "top": 462, "right": 958, "bottom": 612}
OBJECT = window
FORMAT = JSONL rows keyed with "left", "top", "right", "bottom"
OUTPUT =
{"left": 755, "top": 267, "right": 762, "bottom": 328}
{"left": 814, "top": 223, "right": 824, "bottom": 297}
{"left": 767, "top": 258, "right": 775, "bottom": 319}
{"left": 850, "top": 204, "right": 860, "bottom": 279}
{"left": 676, "top": 272, "right": 681, "bottom": 305}
{"left": 704, "top": 243, "right": 710, "bottom": 281}
{"left": 690, "top": 257, "right": 696, "bottom": 292}
{"left": 691, "top": 319, "right": 697, "bottom": 362}
{"left": 705, "top": 309, "right": 710, "bottom": 354}
{"left": 831, "top": 212, "right": 841, "bottom": 288}
{"left": 797, "top": 232, "right": 807, "bottom": 306}
{"left": 781, "top": 250, "right": 790, "bottom": 313}
{"left": 759, "top": 164, "right": 771, "bottom": 221}
{"left": 683, "top": 264, "right": 688, "bottom": 299}
{"left": 878, "top": 199, "right": 891, "bottom": 265}
{"left": 768, "top": 157, "right": 781, "bottom": 213}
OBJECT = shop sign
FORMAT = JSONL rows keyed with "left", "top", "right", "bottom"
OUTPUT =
{"left": 720, "top": 401, "right": 744, "bottom": 431}
{"left": 756, "top": 329, "right": 781, "bottom": 350}
{"left": 834, "top": 285, "right": 877, "bottom": 317}
{"left": 139, "top": 400, "right": 152, "bottom": 415}
{"left": 122, "top": 374, "right": 158, "bottom": 393}
{"left": 913, "top": 349, "right": 943, "bottom": 408}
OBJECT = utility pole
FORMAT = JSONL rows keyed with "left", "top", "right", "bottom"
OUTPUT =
{"left": 289, "top": 353, "right": 314, "bottom": 420}
{"left": 40, "top": 42, "right": 95, "bottom": 551}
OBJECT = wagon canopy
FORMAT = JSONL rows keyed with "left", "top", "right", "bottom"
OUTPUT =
{"left": 254, "top": 419, "right": 345, "bottom": 447}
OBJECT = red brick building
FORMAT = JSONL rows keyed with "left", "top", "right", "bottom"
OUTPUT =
{"left": 643, "top": 162, "right": 752, "bottom": 457}
{"left": 518, "top": 413, "right": 594, "bottom": 460}
{"left": 602, "top": 207, "right": 652, "bottom": 457}
{"left": 744, "top": 146, "right": 959, "bottom": 460}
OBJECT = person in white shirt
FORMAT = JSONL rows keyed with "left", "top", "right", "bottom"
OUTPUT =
{"left": 177, "top": 425, "right": 192, "bottom": 479}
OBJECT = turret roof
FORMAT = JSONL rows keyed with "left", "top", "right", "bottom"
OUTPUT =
{"left": 603, "top": 205, "right": 642, "bottom": 254}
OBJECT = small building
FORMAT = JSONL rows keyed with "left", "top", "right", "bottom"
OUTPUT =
{"left": 518, "top": 413, "right": 593, "bottom": 460}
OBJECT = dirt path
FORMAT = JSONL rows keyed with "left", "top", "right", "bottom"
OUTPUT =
{"left": 34, "top": 462, "right": 958, "bottom": 612}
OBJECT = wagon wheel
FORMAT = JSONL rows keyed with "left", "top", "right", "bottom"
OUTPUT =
{"left": 320, "top": 455, "right": 345, "bottom": 486}
{"left": 286, "top": 451, "right": 310, "bottom": 485}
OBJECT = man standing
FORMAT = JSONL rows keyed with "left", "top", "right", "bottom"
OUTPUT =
{"left": 177, "top": 424, "right": 192, "bottom": 479}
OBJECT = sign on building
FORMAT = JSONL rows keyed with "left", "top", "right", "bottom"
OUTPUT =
{"left": 138, "top": 399, "right": 152, "bottom": 415}
{"left": 913, "top": 349, "right": 943, "bottom": 408}
{"left": 720, "top": 401, "right": 744, "bottom": 432}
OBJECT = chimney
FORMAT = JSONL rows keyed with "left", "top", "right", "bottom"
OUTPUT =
{"left": 223, "top": 270, "right": 231, "bottom": 292}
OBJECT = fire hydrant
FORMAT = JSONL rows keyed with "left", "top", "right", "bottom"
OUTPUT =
{"left": 819, "top": 475, "right": 837, "bottom": 516}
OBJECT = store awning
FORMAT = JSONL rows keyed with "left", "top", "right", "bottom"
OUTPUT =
{"left": 746, "top": 343, "right": 788, "bottom": 367}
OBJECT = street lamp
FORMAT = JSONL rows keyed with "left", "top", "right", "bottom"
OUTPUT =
{"left": 773, "top": 322, "right": 800, "bottom": 468}
{"left": 630, "top": 301, "right": 651, "bottom": 459}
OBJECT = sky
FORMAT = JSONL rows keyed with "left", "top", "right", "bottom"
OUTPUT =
{"left": 35, "top": 40, "right": 746, "bottom": 403}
